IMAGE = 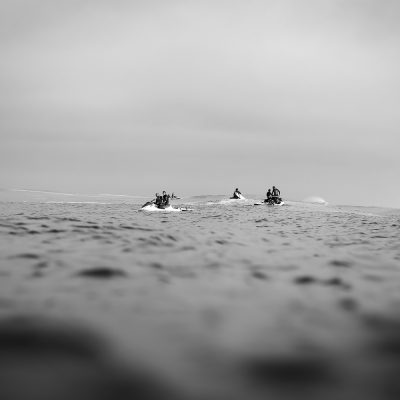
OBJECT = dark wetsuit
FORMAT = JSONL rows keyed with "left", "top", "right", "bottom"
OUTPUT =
{"left": 163, "top": 194, "right": 170, "bottom": 206}
{"left": 264, "top": 190, "right": 273, "bottom": 203}
{"left": 272, "top": 187, "right": 280, "bottom": 197}
{"left": 271, "top": 187, "right": 281, "bottom": 204}
{"left": 232, "top": 189, "right": 241, "bottom": 199}
{"left": 155, "top": 196, "right": 162, "bottom": 207}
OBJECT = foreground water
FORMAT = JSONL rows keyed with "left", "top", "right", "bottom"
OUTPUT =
{"left": 0, "top": 197, "right": 400, "bottom": 400}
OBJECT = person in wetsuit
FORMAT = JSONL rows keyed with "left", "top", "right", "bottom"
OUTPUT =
{"left": 142, "top": 193, "right": 160, "bottom": 208}
{"left": 271, "top": 186, "right": 281, "bottom": 203}
{"left": 162, "top": 191, "right": 170, "bottom": 206}
{"left": 155, "top": 193, "right": 162, "bottom": 207}
{"left": 232, "top": 188, "right": 242, "bottom": 199}
{"left": 272, "top": 186, "right": 280, "bottom": 197}
{"left": 265, "top": 189, "right": 272, "bottom": 203}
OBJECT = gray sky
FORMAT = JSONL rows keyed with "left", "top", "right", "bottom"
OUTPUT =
{"left": 1, "top": 0, "right": 399, "bottom": 206}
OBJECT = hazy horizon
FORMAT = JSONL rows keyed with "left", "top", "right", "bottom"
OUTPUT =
{"left": 0, "top": 187, "right": 392, "bottom": 209}
{"left": 1, "top": 0, "right": 399, "bottom": 208}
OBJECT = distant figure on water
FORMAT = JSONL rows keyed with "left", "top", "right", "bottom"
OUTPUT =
{"left": 231, "top": 188, "right": 242, "bottom": 199}
{"left": 272, "top": 186, "right": 280, "bottom": 198}
{"left": 264, "top": 186, "right": 283, "bottom": 205}
{"left": 162, "top": 191, "right": 170, "bottom": 206}
{"left": 142, "top": 191, "right": 174, "bottom": 209}
{"left": 155, "top": 193, "right": 162, "bottom": 207}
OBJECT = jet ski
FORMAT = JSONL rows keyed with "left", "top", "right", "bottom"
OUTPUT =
{"left": 141, "top": 204, "right": 181, "bottom": 212}
{"left": 254, "top": 197, "right": 285, "bottom": 206}
{"left": 219, "top": 192, "right": 247, "bottom": 204}
{"left": 230, "top": 192, "right": 246, "bottom": 200}
{"left": 140, "top": 201, "right": 191, "bottom": 212}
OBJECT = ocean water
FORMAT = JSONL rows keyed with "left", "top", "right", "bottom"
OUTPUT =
{"left": 0, "top": 195, "right": 400, "bottom": 400}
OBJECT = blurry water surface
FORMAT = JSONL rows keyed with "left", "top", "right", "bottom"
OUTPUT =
{"left": 0, "top": 197, "right": 400, "bottom": 400}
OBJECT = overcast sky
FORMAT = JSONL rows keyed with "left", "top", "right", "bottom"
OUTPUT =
{"left": 0, "top": 0, "right": 399, "bottom": 206}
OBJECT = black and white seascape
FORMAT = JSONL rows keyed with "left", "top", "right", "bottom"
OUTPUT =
{"left": 1, "top": 2, "right": 400, "bottom": 400}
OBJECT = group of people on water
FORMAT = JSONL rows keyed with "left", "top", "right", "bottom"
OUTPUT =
{"left": 143, "top": 187, "right": 283, "bottom": 209}
{"left": 143, "top": 191, "right": 179, "bottom": 208}
{"left": 154, "top": 191, "right": 171, "bottom": 207}
{"left": 231, "top": 186, "right": 282, "bottom": 204}
{"left": 265, "top": 186, "right": 282, "bottom": 204}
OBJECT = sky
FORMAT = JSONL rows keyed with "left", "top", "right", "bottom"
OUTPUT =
{"left": 0, "top": 0, "right": 399, "bottom": 207}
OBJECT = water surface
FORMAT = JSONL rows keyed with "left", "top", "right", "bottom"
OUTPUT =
{"left": 1, "top": 198, "right": 400, "bottom": 400}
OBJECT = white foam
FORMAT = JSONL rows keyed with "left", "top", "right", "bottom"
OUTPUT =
{"left": 141, "top": 204, "right": 183, "bottom": 212}
{"left": 219, "top": 198, "right": 247, "bottom": 204}
{"left": 303, "top": 196, "right": 328, "bottom": 205}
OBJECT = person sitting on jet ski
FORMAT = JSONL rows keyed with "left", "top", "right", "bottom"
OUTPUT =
{"left": 142, "top": 193, "right": 160, "bottom": 208}
{"left": 155, "top": 193, "right": 163, "bottom": 207}
{"left": 271, "top": 186, "right": 282, "bottom": 203}
{"left": 264, "top": 189, "right": 273, "bottom": 203}
{"left": 232, "top": 188, "right": 242, "bottom": 199}
{"left": 272, "top": 186, "right": 280, "bottom": 197}
{"left": 162, "top": 191, "right": 170, "bottom": 206}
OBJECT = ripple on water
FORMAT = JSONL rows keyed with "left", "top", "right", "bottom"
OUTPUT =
{"left": 251, "top": 271, "right": 269, "bottom": 280}
{"left": 9, "top": 253, "right": 41, "bottom": 260}
{"left": 240, "top": 353, "right": 336, "bottom": 389}
{"left": 329, "top": 260, "right": 353, "bottom": 268}
{"left": 76, "top": 267, "right": 128, "bottom": 279}
{"left": 294, "top": 276, "right": 351, "bottom": 290}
